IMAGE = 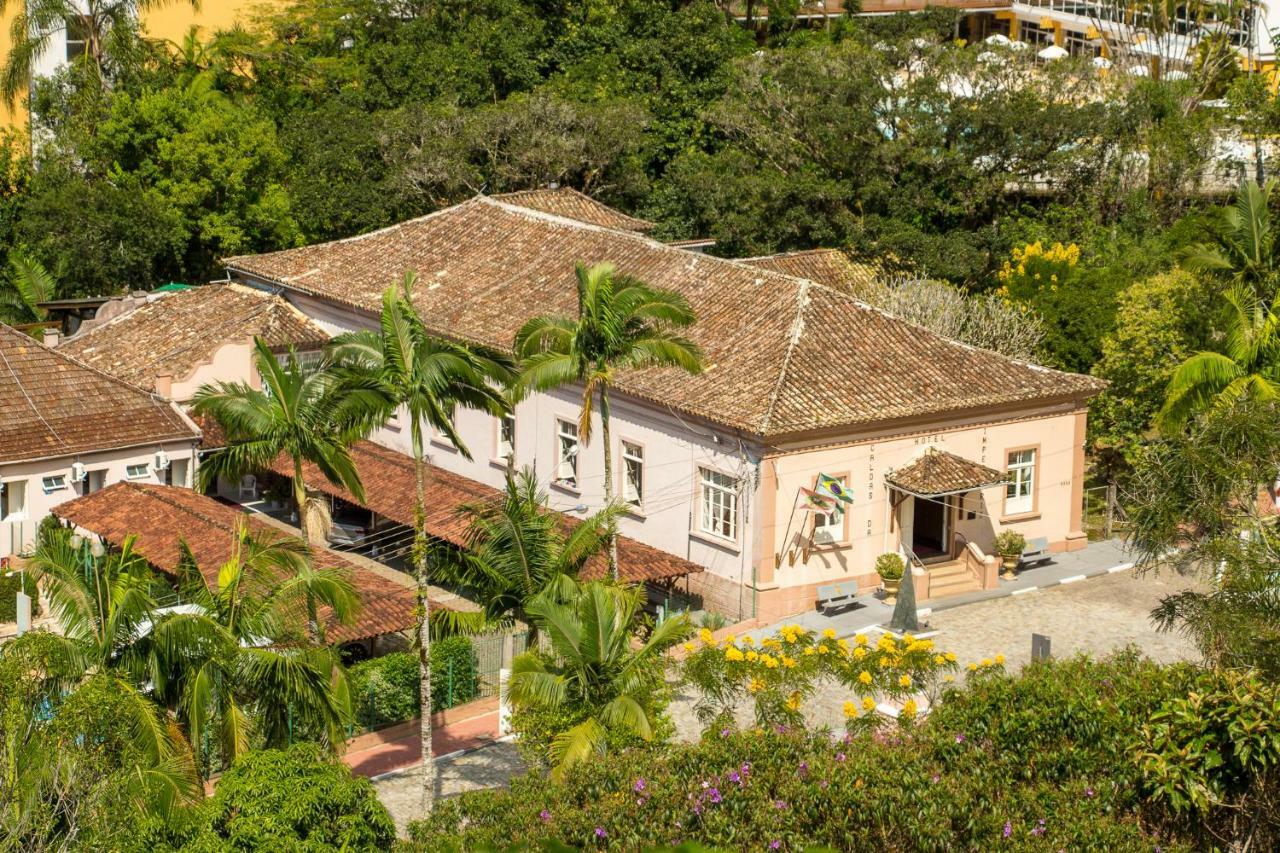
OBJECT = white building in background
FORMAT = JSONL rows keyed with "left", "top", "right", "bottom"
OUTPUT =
{"left": 0, "top": 324, "right": 200, "bottom": 559}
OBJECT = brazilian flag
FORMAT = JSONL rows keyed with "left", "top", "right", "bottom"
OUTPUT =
{"left": 816, "top": 473, "right": 854, "bottom": 505}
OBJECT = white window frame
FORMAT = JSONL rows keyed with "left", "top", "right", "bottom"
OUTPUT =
{"left": 498, "top": 413, "right": 516, "bottom": 462}
{"left": 41, "top": 475, "right": 68, "bottom": 494}
{"left": 65, "top": 15, "right": 89, "bottom": 62}
{"left": 698, "top": 467, "right": 739, "bottom": 542}
{"left": 431, "top": 404, "right": 459, "bottom": 449}
{"left": 1, "top": 480, "right": 27, "bottom": 521}
{"left": 812, "top": 476, "right": 846, "bottom": 545}
{"left": 86, "top": 469, "right": 108, "bottom": 494}
{"left": 125, "top": 463, "right": 150, "bottom": 481}
{"left": 621, "top": 440, "right": 644, "bottom": 508}
{"left": 1006, "top": 449, "right": 1036, "bottom": 515}
{"left": 555, "top": 419, "right": 580, "bottom": 488}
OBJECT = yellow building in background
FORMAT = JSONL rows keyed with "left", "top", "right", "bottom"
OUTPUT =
{"left": 0, "top": 0, "right": 282, "bottom": 129}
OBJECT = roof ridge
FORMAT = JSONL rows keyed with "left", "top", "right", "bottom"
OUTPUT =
{"left": 759, "top": 279, "right": 812, "bottom": 436}
{"left": 0, "top": 322, "right": 194, "bottom": 436}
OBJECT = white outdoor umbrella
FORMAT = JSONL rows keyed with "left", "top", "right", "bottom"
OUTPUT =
{"left": 1127, "top": 64, "right": 1150, "bottom": 77}
{"left": 984, "top": 34, "right": 1012, "bottom": 46}
{"left": 1091, "top": 56, "right": 1112, "bottom": 69}
{"left": 1007, "top": 40, "right": 1030, "bottom": 51}
{"left": 1037, "top": 45, "right": 1069, "bottom": 60}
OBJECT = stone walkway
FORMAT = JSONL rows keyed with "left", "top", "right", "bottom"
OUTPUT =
{"left": 371, "top": 741, "right": 525, "bottom": 836}
{"left": 666, "top": 565, "right": 1203, "bottom": 742}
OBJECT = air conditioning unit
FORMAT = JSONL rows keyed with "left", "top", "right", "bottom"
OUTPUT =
{"left": 154, "top": 449, "right": 171, "bottom": 470}
{"left": 70, "top": 462, "right": 86, "bottom": 482}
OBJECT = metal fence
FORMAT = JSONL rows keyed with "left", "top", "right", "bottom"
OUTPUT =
{"left": 470, "top": 628, "right": 527, "bottom": 702}
{"left": 1083, "top": 483, "right": 1127, "bottom": 540}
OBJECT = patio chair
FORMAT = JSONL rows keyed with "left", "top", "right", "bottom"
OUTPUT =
{"left": 238, "top": 474, "right": 259, "bottom": 501}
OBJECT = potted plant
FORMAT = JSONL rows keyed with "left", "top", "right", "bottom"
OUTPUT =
{"left": 875, "top": 553, "right": 906, "bottom": 605}
{"left": 994, "top": 531, "right": 1026, "bottom": 580}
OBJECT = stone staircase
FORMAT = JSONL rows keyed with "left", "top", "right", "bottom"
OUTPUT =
{"left": 926, "top": 559, "right": 981, "bottom": 599}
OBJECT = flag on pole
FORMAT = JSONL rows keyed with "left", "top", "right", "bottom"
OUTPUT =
{"left": 815, "top": 473, "right": 854, "bottom": 505}
{"left": 797, "top": 487, "right": 835, "bottom": 513}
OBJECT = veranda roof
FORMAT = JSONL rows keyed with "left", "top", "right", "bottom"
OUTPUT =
{"left": 52, "top": 482, "right": 423, "bottom": 645}
{"left": 268, "top": 440, "right": 704, "bottom": 584}
{"left": 885, "top": 448, "right": 1008, "bottom": 498}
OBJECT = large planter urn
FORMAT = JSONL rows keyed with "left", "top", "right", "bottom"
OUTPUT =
{"left": 882, "top": 577, "right": 902, "bottom": 605}
{"left": 1000, "top": 554, "right": 1019, "bottom": 580}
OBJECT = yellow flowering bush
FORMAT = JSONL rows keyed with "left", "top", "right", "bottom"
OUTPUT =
{"left": 679, "top": 624, "right": 959, "bottom": 732}
{"left": 997, "top": 240, "right": 1080, "bottom": 299}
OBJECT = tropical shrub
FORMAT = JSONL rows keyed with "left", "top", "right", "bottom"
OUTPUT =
{"left": 409, "top": 653, "right": 1195, "bottom": 851}
{"left": 185, "top": 744, "right": 394, "bottom": 851}
{"left": 0, "top": 569, "right": 40, "bottom": 622}
{"left": 993, "top": 530, "right": 1026, "bottom": 557}
{"left": 348, "top": 639, "right": 481, "bottom": 730}
{"left": 873, "top": 552, "right": 905, "bottom": 581}
{"left": 680, "top": 624, "right": 956, "bottom": 731}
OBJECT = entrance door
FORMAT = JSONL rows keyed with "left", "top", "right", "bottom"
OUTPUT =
{"left": 911, "top": 496, "right": 950, "bottom": 560}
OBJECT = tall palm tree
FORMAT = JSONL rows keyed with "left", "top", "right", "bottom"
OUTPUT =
{"left": 437, "top": 467, "right": 624, "bottom": 632}
{"left": 149, "top": 523, "right": 356, "bottom": 774}
{"left": 327, "top": 273, "right": 513, "bottom": 812}
{"left": 0, "top": 249, "right": 56, "bottom": 326}
{"left": 193, "top": 338, "right": 383, "bottom": 544}
{"left": 514, "top": 262, "right": 704, "bottom": 579}
{"left": 1179, "top": 179, "right": 1280, "bottom": 296}
{"left": 0, "top": 0, "right": 197, "bottom": 106}
{"left": 28, "top": 530, "right": 160, "bottom": 680}
{"left": 508, "top": 580, "right": 689, "bottom": 778}
{"left": 1157, "top": 285, "right": 1280, "bottom": 432}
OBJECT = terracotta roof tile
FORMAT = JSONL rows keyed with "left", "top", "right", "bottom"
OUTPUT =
{"left": 885, "top": 448, "right": 1007, "bottom": 497}
{"left": 0, "top": 324, "right": 198, "bottom": 464}
{"left": 224, "top": 198, "right": 1104, "bottom": 438}
{"left": 494, "top": 187, "right": 656, "bottom": 233}
{"left": 52, "top": 482, "right": 422, "bottom": 644}
{"left": 739, "top": 248, "right": 880, "bottom": 296}
{"left": 59, "top": 284, "right": 329, "bottom": 392}
{"left": 268, "top": 440, "right": 702, "bottom": 584}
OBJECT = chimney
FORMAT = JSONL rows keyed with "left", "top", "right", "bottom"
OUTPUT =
{"left": 155, "top": 373, "right": 173, "bottom": 399}
{"left": 42, "top": 327, "right": 59, "bottom": 347}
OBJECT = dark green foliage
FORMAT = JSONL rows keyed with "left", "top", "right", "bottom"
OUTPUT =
{"left": 186, "top": 744, "right": 395, "bottom": 851}
{"left": 0, "top": 569, "right": 40, "bottom": 622}
{"left": 410, "top": 653, "right": 1199, "bottom": 852}
{"left": 348, "top": 640, "right": 479, "bottom": 728}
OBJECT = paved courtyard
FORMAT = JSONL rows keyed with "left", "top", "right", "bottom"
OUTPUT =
{"left": 667, "top": 566, "right": 1203, "bottom": 741}
{"left": 371, "top": 741, "right": 525, "bottom": 836}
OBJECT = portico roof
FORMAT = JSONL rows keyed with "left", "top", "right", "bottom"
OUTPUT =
{"left": 268, "top": 440, "right": 704, "bottom": 584}
{"left": 885, "top": 448, "right": 1008, "bottom": 498}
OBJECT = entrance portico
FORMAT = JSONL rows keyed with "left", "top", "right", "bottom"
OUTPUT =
{"left": 886, "top": 448, "right": 1009, "bottom": 565}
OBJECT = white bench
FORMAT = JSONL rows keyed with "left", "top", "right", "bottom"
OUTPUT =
{"left": 816, "top": 581, "right": 859, "bottom": 615}
{"left": 1019, "top": 536, "right": 1052, "bottom": 568}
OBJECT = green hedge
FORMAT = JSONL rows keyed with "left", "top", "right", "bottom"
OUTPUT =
{"left": 348, "top": 638, "right": 481, "bottom": 730}
{"left": 408, "top": 652, "right": 1204, "bottom": 851}
{"left": 0, "top": 570, "right": 39, "bottom": 623}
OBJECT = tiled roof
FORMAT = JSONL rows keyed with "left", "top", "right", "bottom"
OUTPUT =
{"left": 52, "top": 482, "right": 422, "bottom": 644}
{"left": 267, "top": 440, "right": 703, "bottom": 584}
{"left": 224, "top": 197, "right": 1104, "bottom": 438}
{"left": 739, "top": 248, "right": 880, "bottom": 297}
{"left": 494, "top": 187, "right": 656, "bottom": 233}
{"left": 59, "top": 284, "right": 329, "bottom": 392}
{"left": 0, "top": 324, "right": 198, "bottom": 465}
{"left": 885, "top": 448, "right": 1008, "bottom": 497}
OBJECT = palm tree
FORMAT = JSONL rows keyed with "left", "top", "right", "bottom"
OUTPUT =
{"left": 327, "top": 273, "right": 513, "bottom": 812}
{"left": 514, "top": 262, "right": 704, "bottom": 579}
{"left": 0, "top": 249, "right": 56, "bottom": 326}
{"left": 508, "top": 581, "right": 689, "bottom": 779}
{"left": 192, "top": 338, "right": 383, "bottom": 544}
{"left": 1157, "top": 285, "right": 1280, "bottom": 432}
{"left": 27, "top": 530, "right": 161, "bottom": 680}
{"left": 1179, "top": 179, "right": 1280, "bottom": 296}
{"left": 0, "top": 0, "right": 197, "bottom": 106}
{"left": 149, "top": 523, "right": 356, "bottom": 774}
{"left": 437, "top": 467, "right": 624, "bottom": 632}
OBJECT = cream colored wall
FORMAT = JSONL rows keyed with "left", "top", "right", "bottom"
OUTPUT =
{"left": 0, "top": 440, "right": 199, "bottom": 557}
{"left": 760, "top": 406, "right": 1088, "bottom": 596}
{"left": 167, "top": 339, "right": 258, "bottom": 402}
